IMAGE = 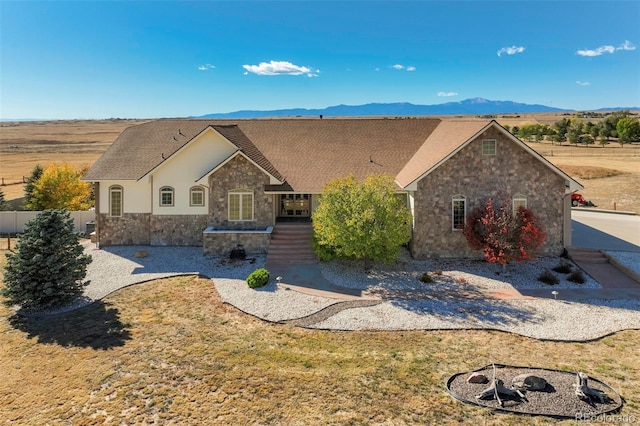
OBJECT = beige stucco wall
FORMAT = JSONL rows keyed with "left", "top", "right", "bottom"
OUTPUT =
{"left": 151, "top": 128, "right": 237, "bottom": 215}
{"left": 98, "top": 180, "right": 151, "bottom": 214}
{"left": 410, "top": 127, "right": 566, "bottom": 259}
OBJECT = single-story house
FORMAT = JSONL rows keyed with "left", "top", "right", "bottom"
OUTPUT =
{"left": 82, "top": 118, "right": 583, "bottom": 258}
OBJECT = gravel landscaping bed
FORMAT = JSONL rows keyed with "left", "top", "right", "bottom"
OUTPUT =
{"left": 19, "top": 244, "right": 640, "bottom": 341}
{"left": 319, "top": 250, "right": 601, "bottom": 291}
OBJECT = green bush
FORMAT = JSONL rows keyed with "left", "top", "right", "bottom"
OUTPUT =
{"left": 419, "top": 272, "right": 433, "bottom": 283}
{"left": 552, "top": 261, "right": 572, "bottom": 274}
{"left": 247, "top": 268, "right": 270, "bottom": 289}
{"left": 567, "top": 269, "right": 586, "bottom": 284}
{"left": 537, "top": 269, "right": 559, "bottom": 285}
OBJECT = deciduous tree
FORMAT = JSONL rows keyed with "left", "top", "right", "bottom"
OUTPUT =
{"left": 616, "top": 117, "right": 640, "bottom": 145}
{"left": 312, "top": 175, "right": 412, "bottom": 268}
{"left": 463, "top": 196, "right": 546, "bottom": 267}
{"left": 26, "top": 163, "right": 93, "bottom": 211}
{"left": 1, "top": 210, "right": 92, "bottom": 310}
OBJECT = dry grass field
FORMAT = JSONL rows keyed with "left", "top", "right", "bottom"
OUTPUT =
{"left": 1, "top": 267, "right": 638, "bottom": 425}
{"left": 0, "top": 119, "right": 148, "bottom": 200}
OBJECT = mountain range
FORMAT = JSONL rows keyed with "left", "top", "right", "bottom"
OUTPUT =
{"left": 197, "top": 98, "right": 579, "bottom": 119}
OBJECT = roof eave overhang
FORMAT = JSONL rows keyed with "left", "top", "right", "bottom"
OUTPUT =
{"left": 195, "top": 150, "right": 283, "bottom": 186}
{"left": 137, "top": 125, "right": 239, "bottom": 182}
{"left": 399, "top": 121, "right": 494, "bottom": 191}
{"left": 398, "top": 121, "right": 584, "bottom": 192}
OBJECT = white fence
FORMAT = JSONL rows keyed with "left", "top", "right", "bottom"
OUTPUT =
{"left": 0, "top": 211, "right": 96, "bottom": 234}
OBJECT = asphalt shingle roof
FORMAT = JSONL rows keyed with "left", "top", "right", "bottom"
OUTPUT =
{"left": 84, "top": 118, "right": 444, "bottom": 192}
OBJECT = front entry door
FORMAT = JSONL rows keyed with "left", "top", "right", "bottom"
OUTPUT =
{"left": 280, "top": 194, "right": 311, "bottom": 217}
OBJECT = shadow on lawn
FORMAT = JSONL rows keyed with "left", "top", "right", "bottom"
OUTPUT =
{"left": 8, "top": 301, "right": 131, "bottom": 349}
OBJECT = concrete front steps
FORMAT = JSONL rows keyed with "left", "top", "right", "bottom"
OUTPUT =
{"left": 566, "top": 247, "right": 640, "bottom": 289}
{"left": 265, "top": 222, "right": 318, "bottom": 267}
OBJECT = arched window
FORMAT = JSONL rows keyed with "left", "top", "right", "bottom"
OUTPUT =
{"left": 513, "top": 194, "right": 527, "bottom": 213}
{"left": 452, "top": 194, "right": 466, "bottom": 230}
{"left": 190, "top": 186, "right": 205, "bottom": 207}
{"left": 159, "top": 186, "right": 174, "bottom": 207}
{"left": 228, "top": 189, "right": 253, "bottom": 221}
{"left": 109, "top": 185, "right": 123, "bottom": 217}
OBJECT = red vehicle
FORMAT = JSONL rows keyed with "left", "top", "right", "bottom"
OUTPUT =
{"left": 571, "top": 193, "right": 596, "bottom": 207}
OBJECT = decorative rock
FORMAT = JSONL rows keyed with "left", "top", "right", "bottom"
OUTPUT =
{"left": 511, "top": 373, "right": 548, "bottom": 391}
{"left": 134, "top": 250, "right": 149, "bottom": 258}
{"left": 467, "top": 372, "right": 489, "bottom": 384}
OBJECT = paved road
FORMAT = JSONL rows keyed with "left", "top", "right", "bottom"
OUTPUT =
{"left": 571, "top": 209, "right": 640, "bottom": 252}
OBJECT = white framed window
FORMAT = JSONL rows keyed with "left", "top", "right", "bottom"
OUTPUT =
{"left": 452, "top": 195, "right": 466, "bottom": 230}
{"left": 229, "top": 189, "right": 253, "bottom": 221}
{"left": 159, "top": 186, "right": 174, "bottom": 207}
{"left": 482, "top": 139, "right": 496, "bottom": 156}
{"left": 109, "top": 185, "right": 123, "bottom": 217}
{"left": 190, "top": 186, "right": 205, "bottom": 207}
{"left": 513, "top": 194, "right": 527, "bottom": 214}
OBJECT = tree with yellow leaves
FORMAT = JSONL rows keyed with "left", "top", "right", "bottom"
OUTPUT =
{"left": 312, "top": 174, "right": 412, "bottom": 269}
{"left": 26, "top": 163, "right": 93, "bottom": 211}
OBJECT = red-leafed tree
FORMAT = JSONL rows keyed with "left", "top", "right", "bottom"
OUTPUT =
{"left": 463, "top": 197, "right": 546, "bottom": 267}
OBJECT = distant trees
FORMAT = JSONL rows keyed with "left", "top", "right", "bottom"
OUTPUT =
{"left": 312, "top": 175, "right": 412, "bottom": 269}
{"left": 25, "top": 163, "right": 93, "bottom": 211}
{"left": 508, "top": 111, "right": 638, "bottom": 147}
{"left": 616, "top": 117, "right": 640, "bottom": 145}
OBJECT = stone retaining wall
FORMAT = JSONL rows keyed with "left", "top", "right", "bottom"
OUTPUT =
{"left": 203, "top": 227, "right": 273, "bottom": 256}
{"left": 150, "top": 215, "right": 208, "bottom": 246}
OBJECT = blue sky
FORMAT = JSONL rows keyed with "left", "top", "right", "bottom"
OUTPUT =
{"left": 1, "top": 1, "right": 639, "bottom": 119}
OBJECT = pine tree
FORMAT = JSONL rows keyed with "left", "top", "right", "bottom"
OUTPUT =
{"left": 2, "top": 210, "right": 92, "bottom": 311}
{"left": 23, "top": 164, "right": 43, "bottom": 211}
{"left": 0, "top": 188, "right": 6, "bottom": 211}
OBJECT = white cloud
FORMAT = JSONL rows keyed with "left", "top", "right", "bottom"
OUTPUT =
{"left": 576, "top": 80, "right": 591, "bottom": 86}
{"left": 576, "top": 40, "right": 636, "bottom": 57}
{"left": 437, "top": 91, "right": 458, "bottom": 97}
{"left": 577, "top": 45, "right": 615, "bottom": 57}
{"left": 392, "top": 64, "right": 416, "bottom": 71}
{"left": 374, "top": 67, "right": 380, "bottom": 72}
{"left": 198, "top": 64, "right": 215, "bottom": 71}
{"left": 242, "top": 60, "right": 318, "bottom": 77}
{"left": 616, "top": 40, "right": 636, "bottom": 51}
{"left": 497, "top": 45, "right": 525, "bottom": 57}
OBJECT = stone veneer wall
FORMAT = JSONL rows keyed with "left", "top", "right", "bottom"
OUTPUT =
{"left": 97, "top": 213, "right": 151, "bottom": 246}
{"left": 410, "top": 127, "right": 566, "bottom": 259}
{"left": 208, "top": 155, "right": 275, "bottom": 230}
{"left": 150, "top": 215, "right": 208, "bottom": 246}
{"left": 203, "top": 230, "right": 272, "bottom": 256}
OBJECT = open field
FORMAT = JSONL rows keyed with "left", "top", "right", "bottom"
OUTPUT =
{"left": 1, "top": 115, "right": 639, "bottom": 213}
{"left": 1, "top": 268, "right": 639, "bottom": 424}
{"left": 0, "top": 119, "right": 148, "bottom": 199}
